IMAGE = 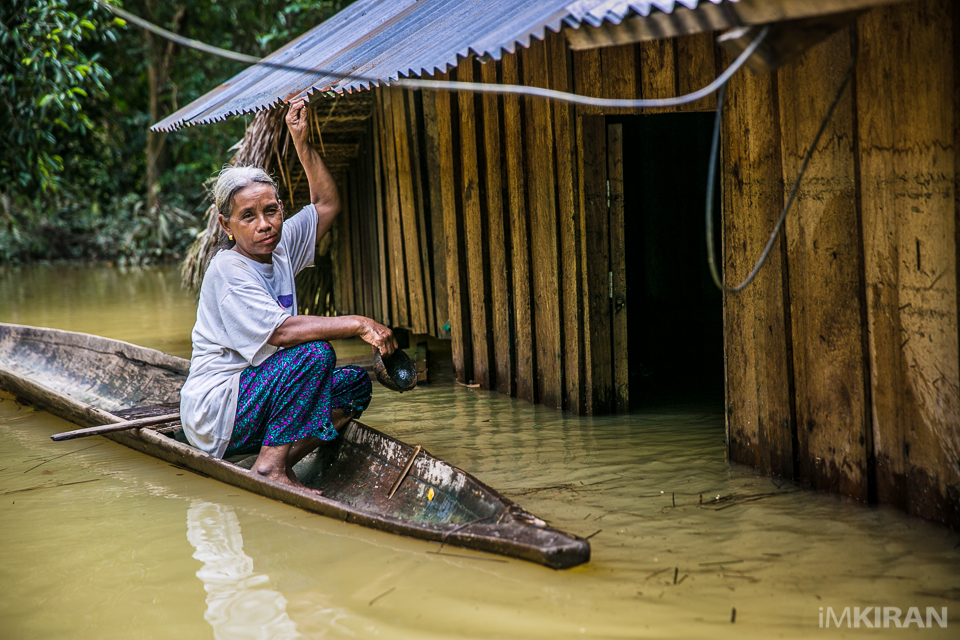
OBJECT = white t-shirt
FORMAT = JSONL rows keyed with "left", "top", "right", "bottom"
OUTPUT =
{"left": 180, "top": 204, "right": 318, "bottom": 457}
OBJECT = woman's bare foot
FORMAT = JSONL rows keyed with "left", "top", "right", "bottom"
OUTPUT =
{"left": 252, "top": 443, "right": 322, "bottom": 495}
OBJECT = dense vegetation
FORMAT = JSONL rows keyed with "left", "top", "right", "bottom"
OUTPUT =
{"left": 0, "top": 0, "right": 345, "bottom": 264}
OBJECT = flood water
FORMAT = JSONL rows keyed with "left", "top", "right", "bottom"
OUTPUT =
{"left": 1, "top": 264, "right": 957, "bottom": 639}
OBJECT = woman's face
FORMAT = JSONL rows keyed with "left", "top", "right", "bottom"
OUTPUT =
{"left": 220, "top": 183, "right": 283, "bottom": 264}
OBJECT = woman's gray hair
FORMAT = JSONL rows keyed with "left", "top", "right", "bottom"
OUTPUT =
{"left": 213, "top": 165, "right": 279, "bottom": 247}
{"left": 214, "top": 165, "right": 279, "bottom": 220}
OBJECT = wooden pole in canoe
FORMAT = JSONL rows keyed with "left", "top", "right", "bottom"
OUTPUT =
{"left": 50, "top": 413, "right": 180, "bottom": 442}
{"left": 387, "top": 444, "right": 421, "bottom": 499}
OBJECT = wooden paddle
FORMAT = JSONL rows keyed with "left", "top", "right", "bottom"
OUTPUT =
{"left": 50, "top": 413, "right": 180, "bottom": 442}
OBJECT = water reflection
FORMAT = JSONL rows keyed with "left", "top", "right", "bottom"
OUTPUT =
{"left": 186, "top": 502, "right": 300, "bottom": 640}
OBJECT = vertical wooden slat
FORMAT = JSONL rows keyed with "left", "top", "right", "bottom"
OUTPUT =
{"left": 480, "top": 59, "right": 513, "bottom": 395}
{"left": 549, "top": 34, "right": 584, "bottom": 413}
{"left": 779, "top": 30, "right": 869, "bottom": 501}
{"left": 857, "top": 0, "right": 959, "bottom": 526}
{"left": 348, "top": 162, "right": 364, "bottom": 315}
{"left": 640, "top": 38, "right": 677, "bottom": 114}
{"left": 338, "top": 172, "right": 356, "bottom": 314}
{"left": 676, "top": 32, "right": 717, "bottom": 112}
{"left": 436, "top": 70, "right": 473, "bottom": 381}
{"left": 379, "top": 89, "right": 409, "bottom": 326}
{"left": 579, "top": 114, "right": 612, "bottom": 415}
{"left": 407, "top": 90, "right": 436, "bottom": 336}
{"left": 458, "top": 60, "right": 493, "bottom": 387}
{"left": 391, "top": 87, "right": 428, "bottom": 333}
{"left": 721, "top": 54, "right": 795, "bottom": 477}
{"left": 420, "top": 87, "right": 450, "bottom": 337}
{"left": 522, "top": 39, "right": 563, "bottom": 409}
{"left": 350, "top": 150, "right": 373, "bottom": 317}
{"left": 573, "top": 44, "right": 611, "bottom": 412}
{"left": 502, "top": 55, "right": 535, "bottom": 402}
{"left": 359, "top": 148, "right": 375, "bottom": 319}
{"left": 600, "top": 44, "right": 639, "bottom": 115}
{"left": 371, "top": 105, "right": 390, "bottom": 325}
{"left": 363, "top": 122, "right": 383, "bottom": 322}
{"left": 607, "top": 123, "right": 628, "bottom": 413}
{"left": 572, "top": 48, "right": 603, "bottom": 116}
{"left": 330, "top": 193, "right": 342, "bottom": 316}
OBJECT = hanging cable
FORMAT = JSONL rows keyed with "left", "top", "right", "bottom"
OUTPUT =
{"left": 705, "top": 29, "right": 858, "bottom": 293}
{"left": 93, "top": 0, "right": 769, "bottom": 114}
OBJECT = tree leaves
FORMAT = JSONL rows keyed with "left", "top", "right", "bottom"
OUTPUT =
{"left": 1, "top": 0, "right": 351, "bottom": 263}
{"left": 0, "top": 0, "right": 117, "bottom": 194}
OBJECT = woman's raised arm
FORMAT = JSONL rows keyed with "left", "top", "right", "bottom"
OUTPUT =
{"left": 285, "top": 98, "right": 340, "bottom": 240}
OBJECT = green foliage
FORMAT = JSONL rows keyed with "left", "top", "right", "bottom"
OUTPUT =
{"left": 0, "top": 0, "right": 349, "bottom": 265}
{"left": 0, "top": 0, "right": 120, "bottom": 194}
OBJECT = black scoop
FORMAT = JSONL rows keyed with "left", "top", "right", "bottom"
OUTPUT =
{"left": 373, "top": 348, "right": 418, "bottom": 393}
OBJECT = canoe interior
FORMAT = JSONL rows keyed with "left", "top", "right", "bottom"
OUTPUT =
{"left": 118, "top": 404, "right": 503, "bottom": 526}
{"left": 0, "top": 324, "right": 504, "bottom": 526}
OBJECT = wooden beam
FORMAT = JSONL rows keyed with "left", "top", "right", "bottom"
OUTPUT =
{"left": 607, "top": 123, "right": 628, "bottom": 414}
{"left": 502, "top": 54, "right": 535, "bottom": 403}
{"left": 480, "top": 59, "right": 514, "bottom": 396}
{"left": 339, "top": 173, "right": 356, "bottom": 314}
{"left": 602, "top": 44, "right": 640, "bottom": 115}
{"left": 640, "top": 38, "right": 676, "bottom": 115}
{"left": 458, "top": 59, "right": 493, "bottom": 388}
{"left": 406, "top": 90, "right": 437, "bottom": 337}
{"left": 391, "top": 87, "right": 428, "bottom": 333}
{"left": 778, "top": 29, "right": 869, "bottom": 501}
{"left": 565, "top": 1, "right": 739, "bottom": 49}
{"left": 436, "top": 69, "right": 473, "bottom": 382}
{"left": 522, "top": 39, "right": 564, "bottom": 409}
{"left": 377, "top": 89, "right": 408, "bottom": 326}
{"left": 371, "top": 106, "right": 391, "bottom": 325}
{"left": 420, "top": 87, "right": 450, "bottom": 338}
{"left": 572, "top": 48, "right": 603, "bottom": 116}
{"left": 363, "top": 118, "right": 383, "bottom": 323}
{"left": 348, "top": 161, "right": 365, "bottom": 315}
{"left": 563, "top": 0, "right": 914, "bottom": 50}
{"left": 676, "top": 31, "right": 718, "bottom": 112}
{"left": 549, "top": 32, "right": 584, "bottom": 413}
{"left": 856, "top": 0, "right": 959, "bottom": 527}
{"left": 721, "top": 53, "right": 795, "bottom": 477}
{"left": 717, "top": 11, "right": 863, "bottom": 74}
{"left": 578, "top": 114, "right": 612, "bottom": 415}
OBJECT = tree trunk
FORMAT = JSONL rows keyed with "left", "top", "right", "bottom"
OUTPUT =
{"left": 144, "top": 5, "right": 186, "bottom": 214}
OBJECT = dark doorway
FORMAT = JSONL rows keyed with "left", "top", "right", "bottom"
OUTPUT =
{"left": 608, "top": 113, "right": 723, "bottom": 409}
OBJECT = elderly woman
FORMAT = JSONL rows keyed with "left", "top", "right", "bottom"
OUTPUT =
{"left": 180, "top": 98, "right": 397, "bottom": 493}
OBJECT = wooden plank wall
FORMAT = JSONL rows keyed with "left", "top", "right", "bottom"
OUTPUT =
{"left": 322, "top": 1, "right": 958, "bottom": 526}
{"left": 328, "top": 29, "right": 717, "bottom": 413}
{"left": 401, "top": 30, "right": 719, "bottom": 409}
{"left": 854, "top": 0, "right": 959, "bottom": 524}
{"left": 722, "top": 0, "right": 959, "bottom": 526}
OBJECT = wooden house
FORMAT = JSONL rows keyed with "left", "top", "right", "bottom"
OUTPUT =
{"left": 159, "top": 0, "right": 959, "bottom": 528}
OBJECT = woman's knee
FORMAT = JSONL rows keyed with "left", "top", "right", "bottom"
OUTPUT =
{"left": 288, "top": 340, "right": 335, "bottom": 368}
{"left": 339, "top": 365, "right": 372, "bottom": 399}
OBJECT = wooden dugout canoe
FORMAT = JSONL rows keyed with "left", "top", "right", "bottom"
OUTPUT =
{"left": 0, "top": 323, "right": 589, "bottom": 569}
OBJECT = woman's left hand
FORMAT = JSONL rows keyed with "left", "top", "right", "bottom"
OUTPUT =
{"left": 359, "top": 318, "right": 398, "bottom": 357}
{"left": 285, "top": 98, "right": 309, "bottom": 141}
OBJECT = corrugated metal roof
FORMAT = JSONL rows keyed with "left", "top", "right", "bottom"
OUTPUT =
{"left": 153, "top": 0, "right": 730, "bottom": 132}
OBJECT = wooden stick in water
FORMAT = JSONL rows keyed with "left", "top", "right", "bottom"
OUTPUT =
{"left": 387, "top": 444, "right": 421, "bottom": 499}
{"left": 50, "top": 413, "right": 180, "bottom": 442}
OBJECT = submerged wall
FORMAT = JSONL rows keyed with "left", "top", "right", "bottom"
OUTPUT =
{"left": 722, "top": 0, "right": 959, "bottom": 528}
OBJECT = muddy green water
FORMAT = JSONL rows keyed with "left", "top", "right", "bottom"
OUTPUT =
{"left": 0, "top": 264, "right": 957, "bottom": 639}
